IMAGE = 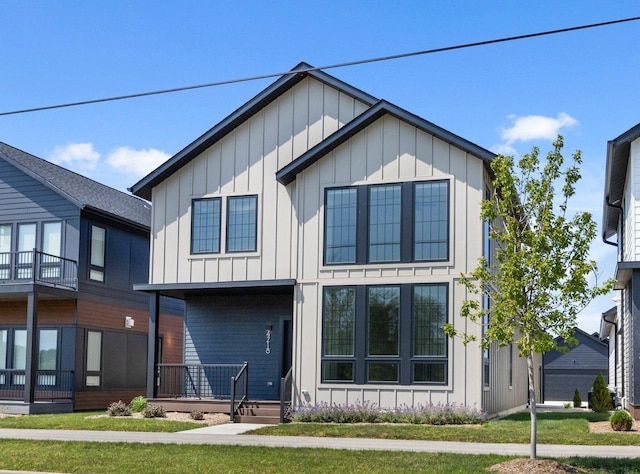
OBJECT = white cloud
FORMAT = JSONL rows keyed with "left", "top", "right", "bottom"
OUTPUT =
{"left": 106, "top": 147, "right": 170, "bottom": 178}
{"left": 499, "top": 113, "right": 578, "bottom": 145}
{"left": 490, "top": 143, "right": 517, "bottom": 156}
{"left": 49, "top": 142, "right": 101, "bottom": 170}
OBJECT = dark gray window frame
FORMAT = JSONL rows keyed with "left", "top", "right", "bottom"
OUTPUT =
{"left": 191, "top": 197, "right": 222, "bottom": 255}
{"left": 323, "top": 180, "right": 450, "bottom": 266}
{"left": 321, "top": 283, "right": 449, "bottom": 385}
{"left": 225, "top": 195, "right": 258, "bottom": 253}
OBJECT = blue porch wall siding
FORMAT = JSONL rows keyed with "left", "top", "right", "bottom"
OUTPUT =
{"left": 184, "top": 293, "right": 292, "bottom": 400}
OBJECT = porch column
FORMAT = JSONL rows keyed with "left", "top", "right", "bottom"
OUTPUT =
{"left": 24, "top": 290, "right": 39, "bottom": 404}
{"left": 147, "top": 291, "right": 160, "bottom": 399}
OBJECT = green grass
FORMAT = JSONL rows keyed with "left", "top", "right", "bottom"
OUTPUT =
{"left": 253, "top": 411, "right": 640, "bottom": 446}
{"left": 0, "top": 440, "right": 638, "bottom": 473}
{"left": 0, "top": 411, "right": 200, "bottom": 432}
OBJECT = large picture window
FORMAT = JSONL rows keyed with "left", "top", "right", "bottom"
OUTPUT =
{"left": 323, "top": 180, "right": 449, "bottom": 265}
{"left": 321, "top": 283, "right": 448, "bottom": 385}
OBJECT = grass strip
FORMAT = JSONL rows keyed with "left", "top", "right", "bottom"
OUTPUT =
{"left": 1, "top": 440, "right": 638, "bottom": 473}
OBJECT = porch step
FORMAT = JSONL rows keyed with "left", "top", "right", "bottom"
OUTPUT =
{"left": 234, "top": 401, "right": 281, "bottom": 424}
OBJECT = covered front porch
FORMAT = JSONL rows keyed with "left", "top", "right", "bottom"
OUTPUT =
{"left": 135, "top": 280, "right": 295, "bottom": 424}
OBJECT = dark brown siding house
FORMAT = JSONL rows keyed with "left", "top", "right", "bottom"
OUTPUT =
{"left": 0, "top": 142, "right": 183, "bottom": 413}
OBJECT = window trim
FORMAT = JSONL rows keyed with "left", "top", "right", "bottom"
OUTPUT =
{"left": 323, "top": 179, "right": 450, "bottom": 266}
{"left": 321, "top": 283, "right": 449, "bottom": 386}
{"left": 85, "top": 330, "right": 103, "bottom": 388}
{"left": 225, "top": 195, "right": 258, "bottom": 253}
{"left": 89, "top": 224, "right": 106, "bottom": 283}
{"left": 191, "top": 197, "right": 222, "bottom": 255}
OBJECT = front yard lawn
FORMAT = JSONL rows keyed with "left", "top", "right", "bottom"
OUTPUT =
{"left": 252, "top": 411, "right": 640, "bottom": 446}
{"left": 0, "top": 411, "right": 200, "bottom": 432}
{"left": 1, "top": 440, "right": 638, "bottom": 473}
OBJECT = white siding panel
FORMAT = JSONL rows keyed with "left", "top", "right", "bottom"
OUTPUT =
{"left": 432, "top": 137, "right": 450, "bottom": 175}
{"left": 415, "top": 131, "right": 433, "bottom": 177}
{"left": 382, "top": 116, "right": 400, "bottom": 180}
{"left": 365, "top": 119, "right": 383, "bottom": 181}
{"left": 192, "top": 154, "right": 207, "bottom": 196}
{"left": 177, "top": 167, "right": 194, "bottom": 282}
{"left": 204, "top": 259, "right": 219, "bottom": 282}
{"left": 323, "top": 87, "right": 340, "bottom": 137}
{"left": 151, "top": 185, "right": 166, "bottom": 283}
{"left": 262, "top": 103, "right": 279, "bottom": 280}
{"left": 206, "top": 144, "right": 222, "bottom": 195}
{"left": 190, "top": 258, "right": 204, "bottom": 282}
{"left": 277, "top": 93, "right": 294, "bottom": 169}
{"left": 292, "top": 81, "right": 310, "bottom": 159}
{"left": 399, "top": 122, "right": 416, "bottom": 179}
{"left": 163, "top": 176, "right": 180, "bottom": 283}
{"left": 248, "top": 114, "right": 264, "bottom": 193}
{"left": 275, "top": 185, "right": 293, "bottom": 279}
{"left": 334, "top": 145, "right": 350, "bottom": 185}
{"left": 220, "top": 134, "right": 235, "bottom": 194}
{"left": 307, "top": 80, "right": 325, "bottom": 149}
{"left": 338, "top": 92, "right": 355, "bottom": 126}
{"left": 234, "top": 122, "right": 250, "bottom": 193}
{"left": 349, "top": 133, "right": 366, "bottom": 182}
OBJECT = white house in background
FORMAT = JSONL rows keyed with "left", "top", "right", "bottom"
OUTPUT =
{"left": 601, "top": 122, "right": 640, "bottom": 419}
{"left": 130, "top": 62, "right": 534, "bottom": 421}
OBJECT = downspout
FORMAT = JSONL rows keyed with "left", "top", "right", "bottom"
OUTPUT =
{"left": 601, "top": 312, "right": 618, "bottom": 387}
{"left": 604, "top": 196, "right": 623, "bottom": 248}
{"left": 604, "top": 196, "right": 625, "bottom": 398}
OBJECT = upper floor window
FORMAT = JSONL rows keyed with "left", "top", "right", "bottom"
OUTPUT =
{"left": 192, "top": 198, "right": 221, "bottom": 254}
{"left": 190, "top": 195, "right": 258, "bottom": 255}
{"left": 42, "top": 222, "right": 62, "bottom": 257}
{"left": 0, "top": 225, "right": 11, "bottom": 280}
{"left": 226, "top": 195, "right": 258, "bottom": 252}
{"left": 90, "top": 225, "right": 106, "bottom": 282}
{"left": 323, "top": 180, "right": 449, "bottom": 265}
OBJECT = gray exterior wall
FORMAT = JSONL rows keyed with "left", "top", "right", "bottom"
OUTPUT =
{"left": 543, "top": 330, "right": 608, "bottom": 401}
{"left": 184, "top": 293, "right": 292, "bottom": 400}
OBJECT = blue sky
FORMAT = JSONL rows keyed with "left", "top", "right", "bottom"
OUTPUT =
{"left": 2, "top": 1, "right": 639, "bottom": 333}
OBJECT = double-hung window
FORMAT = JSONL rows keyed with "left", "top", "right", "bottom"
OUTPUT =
{"left": 322, "top": 283, "right": 448, "bottom": 385}
{"left": 191, "top": 195, "right": 258, "bottom": 254}
{"left": 324, "top": 180, "right": 449, "bottom": 265}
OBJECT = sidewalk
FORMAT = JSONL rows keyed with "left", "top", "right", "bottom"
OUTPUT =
{"left": 0, "top": 427, "right": 639, "bottom": 459}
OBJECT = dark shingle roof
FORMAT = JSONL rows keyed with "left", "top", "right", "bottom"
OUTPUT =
{"left": 0, "top": 142, "right": 151, "bottom": 229}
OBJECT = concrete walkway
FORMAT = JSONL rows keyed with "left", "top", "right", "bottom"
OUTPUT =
{"left": 0, "top": 427, "right": 639, "bottom": 459}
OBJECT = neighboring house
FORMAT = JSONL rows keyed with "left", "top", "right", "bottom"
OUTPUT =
{"left": 542, "top": 327, "right": 608, "bottom": 402}
{"left": 601, "top": 122, "right": 640, "bottom": 419}
{"left": 130, "top": 62, "right": 537, "bottom": 421}
{"left": 0, "top": 143, "right": 183, "bottom": 414}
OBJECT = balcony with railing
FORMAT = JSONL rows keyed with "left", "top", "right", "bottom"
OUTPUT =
{"left": 0, "top": 369, "right": 74, "bottom": 401}
{"left": 0, "top": 250, "right": 78, "bottom": 291}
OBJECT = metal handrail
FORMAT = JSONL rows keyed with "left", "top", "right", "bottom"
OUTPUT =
{"left": 279, "top": 367, "right": 293, "bottom": 423}
{"left": 155, "top": 364, "right": 244, "bottom": 399}
{"left": 0, "top": 369, "right": 74, "bottom": 401}
{"left": 229, "top": 362, "right": 248, "bottom": 423}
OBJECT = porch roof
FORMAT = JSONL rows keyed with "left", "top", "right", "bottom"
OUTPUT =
{"left": 133, "top": 279, "right": 296, "bottom": 299}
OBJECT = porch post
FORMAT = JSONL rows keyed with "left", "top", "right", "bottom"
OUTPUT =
{"left": 147, "top": 291, "right": 160, "bottom": 399}
{"left": 24, "top": 290, "right": 39, "bottom": 404}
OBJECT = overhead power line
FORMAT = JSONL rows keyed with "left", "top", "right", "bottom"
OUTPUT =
{"left": 2, "top": 15, "right": 639, "bottom": 117}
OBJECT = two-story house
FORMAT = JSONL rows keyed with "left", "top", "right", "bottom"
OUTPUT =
{"left": 601, "top": 122, "right": 640, "bottom": 419}
{"left": 130, "top": 63, "right": 533, "bottom": 421}
{"left": 0, "top": 143, "right": 183, "bottom": 414}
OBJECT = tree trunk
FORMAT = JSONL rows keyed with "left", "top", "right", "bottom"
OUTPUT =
{"left": 527, "top": 351, "right": 537, "bottom": 460}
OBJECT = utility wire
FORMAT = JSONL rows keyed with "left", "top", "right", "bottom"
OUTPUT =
{"left": 1, "top": 15, "right": 639, "bottom": 117}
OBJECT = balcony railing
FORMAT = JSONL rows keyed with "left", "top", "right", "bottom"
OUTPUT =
{"left": 0, "top": 250, "right": 78, "bottom": 290}
{"left": 156, "top": 364, "right": 246, "bottom": 400}
{"left": 0, "top": 369, "right": 74, "bottom": 401}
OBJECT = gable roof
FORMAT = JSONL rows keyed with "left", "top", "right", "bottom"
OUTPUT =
{"left": 276, "top": 99, "right": 496, "bottom": 186}
{"left": 553, "top": 326, "right": 608, "bottom": 348}
{"left": 0, "top": 142, "right": 151, "bottom": 229}
{"left": 129, "top": 62, "right": 378, "bottom": 200}
{"left": 602, "top": 122, "right": 640, "bottom": 240}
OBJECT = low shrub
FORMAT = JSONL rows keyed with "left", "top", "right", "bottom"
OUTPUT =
{"left": 291, "top": 401, "right": 485, "bottom": 425}
{"left": 129, "top": 396, "right": 147, "bottom": 413}
{"left": 141, "top": 404, "right": 166, "bottom": 419}
{"left": 107, "top": 400, "right": 131, "bottom": 417}
{"left": 190, "top": 410, "right": 204, "bottom": 421}
{"left": 563, "top": 403, "right": 572, "bottom": 409}
{"left": 573, "top": 389, "right": 582, "bottom": 408}
{"left": 610, "top": 410, "right": 633, "bottom": 431}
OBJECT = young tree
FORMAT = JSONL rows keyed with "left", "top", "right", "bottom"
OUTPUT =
{"left": 445, "top": 136, "right": 614, "bottom": 459}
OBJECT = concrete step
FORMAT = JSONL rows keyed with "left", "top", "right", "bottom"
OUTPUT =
{"left": 234, "top": 414, "right": 280, "bottom": 424}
